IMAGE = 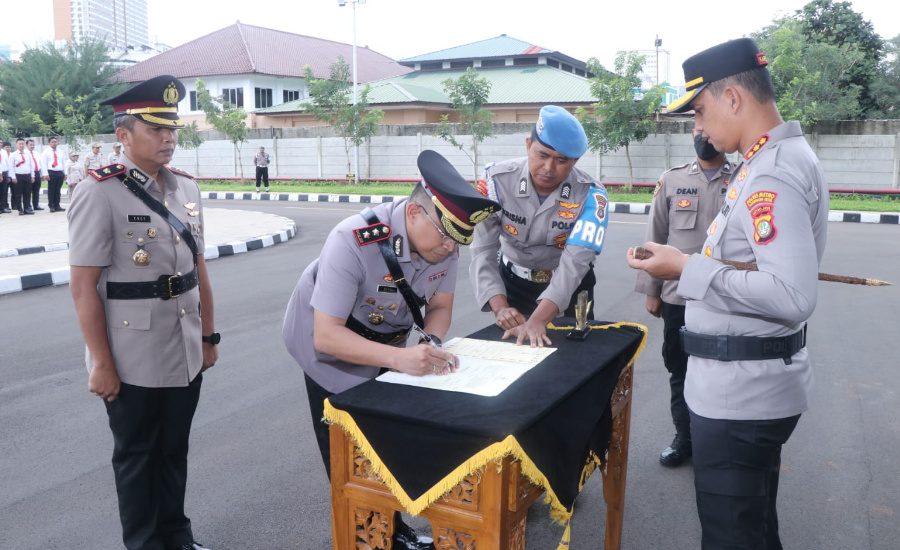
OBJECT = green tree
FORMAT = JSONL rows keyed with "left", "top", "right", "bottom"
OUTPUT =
{"left": 577, "top": 52, "right": 664, "bottom": 191}
{"left": 303, "top": 56, "right": 384, "bottom": 181}
{"left": 434, "top": 67, "right": 494, "bottom": 181}
{"left": 22, "top": 89, "right": 104, "bottom": 153}
{"left": 754, "top": 18, "right": 864, "bottom": 124}
{"left": 868, "top": 35, "right": 900, "bottom": 118}
{"left": 795, "top": 0, "right": 883, "bottom": 116}
{"left": 195, "top": 79, "right": 249, "bottom": 180}
{"left": 178, "top": 121, "right": 205, "bottom": 150}
{"left": 0, "top": 38, "right": 122, "bottom": 135}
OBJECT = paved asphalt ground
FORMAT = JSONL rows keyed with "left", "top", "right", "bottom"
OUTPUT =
{"left": 1, "top": 200, "right": 898, "bottom": 550}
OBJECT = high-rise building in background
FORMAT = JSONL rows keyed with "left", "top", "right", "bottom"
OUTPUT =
{"left": 53, "top": 0, "right": 149, "bottom": 50}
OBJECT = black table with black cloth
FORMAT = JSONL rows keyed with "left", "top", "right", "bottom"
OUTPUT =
{"left": 324, "top": 320, "right": 646, "bottom": 550}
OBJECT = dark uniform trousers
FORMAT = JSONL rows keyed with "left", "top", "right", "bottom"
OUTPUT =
{"left": 12, "top": 173, "right": 33, "bottom": 212}
{"left": 499, "top": 260, "right": 596, "bottom": 319}
{"left": 661, "top": 302, "right": 690, "bottom": 433}
{"left": 47, "top": 170, "right": 65, "bottom": 208}
{"left": 255, "top": 166, "right": 269, "bottom": 188}
{"left": 0, "top": 173, "right": 9, "bottom": 208}
{"left": 104, "top": 374, "right": 203, "bottom": 550}
{"left": 691, "top": 411, "right": 801, "bottom": 550}
{"left": 32, "top": 170, "right": 42, "bottom": 208}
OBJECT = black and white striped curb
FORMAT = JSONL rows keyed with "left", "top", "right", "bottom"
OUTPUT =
{"left": 0, "top": 242, "right": 69, "bottom": 258}
{"left": 201, "top": 192, "right": 900, "bottom": 225}
{"left": 0, "top": 218, "right": 297, "bottom": 295}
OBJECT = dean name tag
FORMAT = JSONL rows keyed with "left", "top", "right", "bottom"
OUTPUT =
{"left": 127, "top": 215, "right": 151, "bottom": 223}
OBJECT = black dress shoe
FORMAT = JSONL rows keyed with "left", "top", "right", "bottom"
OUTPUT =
{"left": 174, "top": 542, "right": 210, "bottom": 550}
{"left": 659, "top": 434, "right": 692, "bottom": 467}
{"left": 394, "top": 518, "right": 435, "bottom": 550}
{"left": 33, "top": 205, "right": 45, "bottom": 210}
{"left": 1, "top": 207, "right": 11, "bottom": 213}
{"left": 55, "top": 204, "right": 66, "bottom": 211}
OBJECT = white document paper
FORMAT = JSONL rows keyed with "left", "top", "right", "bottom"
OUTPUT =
{"left": 376, "top": 337, "right": 556, "bottom": 396}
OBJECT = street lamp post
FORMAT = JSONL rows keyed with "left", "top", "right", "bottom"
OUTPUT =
{"left": 338, "top": 0, "right": 365, "bottom": 182}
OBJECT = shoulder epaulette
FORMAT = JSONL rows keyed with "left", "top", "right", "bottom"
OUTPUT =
{"left": 166, "top": 165, "right": 195, "bottom": 179}
{"left": 663, "top": 162, "right": 692, "bottom": 175}
{"left": 353, "top": 222, "right": 392, "bottom": 246}
{"left": 90, "top": 164, "right": 127, "bottom": 181}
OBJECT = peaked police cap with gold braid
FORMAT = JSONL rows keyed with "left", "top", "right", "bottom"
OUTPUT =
{"left": 100, "top": 75, "right": 186, "bottom": 129}
{"left": 668, "top": 38, "right": 769, "bottom": 114}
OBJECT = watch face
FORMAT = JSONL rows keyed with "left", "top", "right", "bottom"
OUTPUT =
{"left": 430, "top": 335, "right": 442, "bottom": 347}
{"left": 205, "top": 332, "right": 221, "bottom": 345}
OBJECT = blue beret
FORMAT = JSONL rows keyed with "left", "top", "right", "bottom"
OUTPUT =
{"left": 534, "top": 105, "right": 588, "bottom": 159}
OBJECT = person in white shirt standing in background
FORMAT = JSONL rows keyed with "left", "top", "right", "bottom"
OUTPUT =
{"left": 41, "top": 137, "right": 68, "bottom": 212}
{"left": 0, "top": 141, "right": 11, "bottom": 214}
{"left": 108, "top": 142, "right": 124, "bottom": 165}
{"left": 26, "top": 139, "right": 45, "bottom": 211}
{"left": 9, "top": 138, "right": 35, "bottom": 215}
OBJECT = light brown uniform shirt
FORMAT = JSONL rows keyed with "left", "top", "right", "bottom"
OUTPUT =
{"left": 84, "top": 152, "right": 104, "bottom": 171}
{"left": 68, "top": 155, "right": 206, "bottom": 388}
{"left": 635, "top": 159, "right": 732, "bottom": 305}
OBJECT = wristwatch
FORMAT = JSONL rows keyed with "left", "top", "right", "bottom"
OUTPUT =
{"left": 202, "top": 332, "right": 221, "bottom": 345}
{"left": 418, "top": 334, "right": 442, "bottom": 347}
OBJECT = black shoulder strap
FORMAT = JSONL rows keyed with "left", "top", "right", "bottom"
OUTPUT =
{"left": 114, "top": 168, "right": 199, "bottom": 266}
{"left": 361, "top": 207, "right": 426, "bottom": 331}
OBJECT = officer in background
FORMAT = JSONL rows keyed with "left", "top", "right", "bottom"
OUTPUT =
{"left": 40, "top": 136, "right": 67, "bottom": 212}
{"left": 470, "top": 105, "right": 608, "bottom": 346}
{"left": 628, "top": 38, "right": 828, "bottom": 549}
{"left": 8, "top": 138, "right": 35, "bottom": 215}
{"left": 254, "top": 146, "right": 270, "bottom": 193}
{"left": 0, "top": 141, "right": 11, "bottom": 213}
{"left": 635, "top": 128, "right": 731, "bottom": 467}
{"left": 283, "top": 150, "right": 499, "bottom": 550}
{"left": 84, "top": 142, "right": 105, "bottom": 171}
{"left": 68, "top": 75, "right": 218, "bottom": 550}
{"left": 108, "top": 142, "right": 124, "bottom": 165}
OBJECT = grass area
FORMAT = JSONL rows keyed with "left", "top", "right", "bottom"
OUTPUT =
{"left": 192, "top": 180, "right": 900, "bottom": 212}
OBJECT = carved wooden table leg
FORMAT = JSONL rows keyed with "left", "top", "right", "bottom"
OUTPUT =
{"left": 601, "top": 364, "right": 634, "bottom": 550}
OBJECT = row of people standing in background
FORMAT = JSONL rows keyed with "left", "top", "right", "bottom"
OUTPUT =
{"left": 0, "top": 139, "right": 124, "bottom": 216}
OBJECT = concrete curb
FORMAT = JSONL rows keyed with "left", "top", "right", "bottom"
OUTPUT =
{"left": 200, "top": 191, "right": 900, "bottom": 225}
{"left": 0, "top": 216, "right": 298, "bottom": 295}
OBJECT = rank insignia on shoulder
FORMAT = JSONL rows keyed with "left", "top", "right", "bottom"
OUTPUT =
{"left": 166, "top": 165, "right": 195, "bottom": 178}
{"left": 476, "top": 179, "right": 489, "bottom": 198}
{"left": 90, "top": 164, "right": 126, "bottom": 181}
{"left": 518, "top": 179, "right": 528, "bottom": 195}
{"left": 560, "top": 183, "right": 572, "bottom": 199}
{"left": 392, "top": 235, "right": 403, "bottom": 256}
{"left": 354, "top": 222, "right": 392, "bottom": 246}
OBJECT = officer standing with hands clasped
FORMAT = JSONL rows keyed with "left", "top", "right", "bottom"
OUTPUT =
{"left": 635, "top": 127, "right": 731, "bottom": 467}
{"left": 283, "top": 150, "right": 499, "bottom": 550}
{"left": 470, "top": 105, "right": 608, "bottom": 347}
{"left": 628, "top": 38, "right": 829, "bottom": 549}
{"left": 68, "top": 75, "right": 218, "bottom": 550}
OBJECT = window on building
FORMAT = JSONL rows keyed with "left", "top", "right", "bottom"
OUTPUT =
{"left": 561, "top": 63, "right": 573, "bottom": 73}
{"left": 420, "top": 61, "right": 442, "bottom": 71}
{"left": 189, "top": 91, "right": 198, "bottom": 111}
{"left": 255, "top": 87, "right": 273, "bottom": 109}
{"left": 513, "top": 57, "right": 539, "bottom": 66}
{"left": 547, "top": 59, "right": 559, "bottom": 69}
{"left": 222, "top": 87, "right": 244, "bottom": 107}
{"left": 575, "top": 68, "right": 585, "bottom": 77}
{"left": 450, "top": 60, "right": 473, "bottom": 69}
{"left": 481, "top": 58, "right": 505, "bottom": 68}
{"left": 283, "top": 89, "right": 301, "bottom": 103}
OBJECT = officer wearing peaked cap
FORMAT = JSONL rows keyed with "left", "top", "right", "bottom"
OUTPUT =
{"left": 628, "top": 38, "right": 829, "bottom": 549}
{"left": 470, "top": 105, "right": 609, "bottom": 347}
{"left": 68, "top": 75, "right": 217, "bottom": 550}
{"left": 283, "top": 150, "right": 498, "bottom": 550}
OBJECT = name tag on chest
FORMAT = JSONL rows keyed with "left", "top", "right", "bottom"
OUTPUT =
{"left": 127, "top": 215, "right": 151, "bottom": 223}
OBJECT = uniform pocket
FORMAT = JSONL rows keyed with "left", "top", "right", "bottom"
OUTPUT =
{"left": 107, "top": 302, "right": 152, "bottom": 331}
{"left": 672, "top": 200, "right": 699, "bottom": 230}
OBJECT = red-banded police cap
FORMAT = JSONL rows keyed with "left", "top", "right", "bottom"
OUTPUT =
{"left": 101, "top": 75, "right": 186, "bottom": 129}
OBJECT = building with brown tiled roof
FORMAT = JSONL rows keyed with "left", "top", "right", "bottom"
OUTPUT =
{"left": 112, "top": 21, "right": 411, "bottom": 129}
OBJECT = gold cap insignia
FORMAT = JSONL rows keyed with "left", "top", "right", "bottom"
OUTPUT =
{"left": 163, "top": 82, "right": 179, "bottom": 106}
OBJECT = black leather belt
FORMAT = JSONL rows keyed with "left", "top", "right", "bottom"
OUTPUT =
{"left": 107, "top": 268, "right": 199, "bottom": 300}
{"left": 680, "top": 324, "right": 807, "bottom": 364}
{"left": 345, "top": 315, "right": 409, "bottom": 346}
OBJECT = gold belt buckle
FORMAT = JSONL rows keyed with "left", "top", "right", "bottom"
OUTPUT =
{"left": 168, "top": 274, "right": 181, "bottom": 299}
{"left": 532, "top": 270, "right": 552, "bottom": 284}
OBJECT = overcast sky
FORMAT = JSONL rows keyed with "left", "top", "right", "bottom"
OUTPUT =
{"left": 10, "top": 0, "right": 900, "bottom": 86}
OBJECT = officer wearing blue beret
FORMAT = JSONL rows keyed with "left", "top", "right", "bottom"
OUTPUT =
{"left": 629, "top": 38, "right": 829, "bottom": 549}
{"left": 470, "top": 105, "right": 609, "bottom": 346}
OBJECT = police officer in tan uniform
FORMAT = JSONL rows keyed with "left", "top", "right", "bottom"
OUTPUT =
{"left": 470, "top": 105, "right": 608, "bottom": 346}
{"left": 628, "top": 38, "right": 828, "bottom": 549}
{"left": 69, "top": 75, "right": 217, "bottom": 550}
{"left": 635, "top": 129, "right": 731, "bottom": 467}
{"left": 283, "top": 150, "right": 499, "bottom": 550}
{"left": 84, "top": 142, "right": 104, "bottom": 171}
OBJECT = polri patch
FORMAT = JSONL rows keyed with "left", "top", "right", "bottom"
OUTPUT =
{"left": 127, "top": 215, "right": 151, "bottom": 223}
{"left": 745, "top": 191, "right": 777, "bottom": 210}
